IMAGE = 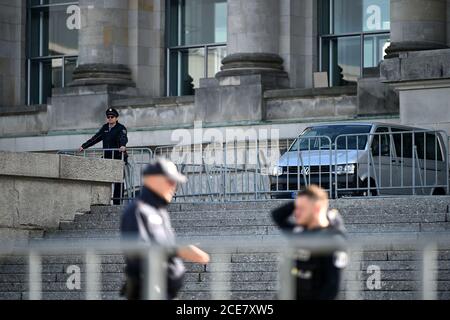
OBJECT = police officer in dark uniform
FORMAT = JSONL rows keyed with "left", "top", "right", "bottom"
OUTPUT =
{"left": 272, "top": 185, "right": 347, "bottom": 300}
{"left": 79, "top": 108, "right": 128, "bottom": 204}
{"left": 120, "top": 158, "right": 210, "bottom": 300}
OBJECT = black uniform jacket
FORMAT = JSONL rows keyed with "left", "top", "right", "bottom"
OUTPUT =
{"left": 272, "top": 202, "right": 347, "bottom": 300}
{"left": 81, "top": 122, "right": 128, "bottom": 160}
{"left": 120, "top": 187, "right": 186, "bottom": 299}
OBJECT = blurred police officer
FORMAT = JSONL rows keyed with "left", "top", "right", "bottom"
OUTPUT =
{"left": 272, "top": 185, "right": 347, "bottom": 300}
{"left": 79, "top": 107, "right": 128, "bottom": 204}
{"left": 120, "top": 158, "right": 210, "bottom": 300}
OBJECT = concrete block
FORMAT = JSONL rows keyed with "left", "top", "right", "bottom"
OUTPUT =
{"left": 0, "top": 178, "right": 17, "bottom": 227}
{"left": 195, "top": 81, "right": 264, "bottom": 124}
{"left": 358, "top": 77, "right": 399, "bottom": 116}
{"left": 400, "top": 86, "right": 450, "bottom": 126}
{"left": 0, "top": 151, "right": 60, "bottom": 178}
{"left": 59, "top": 156, "right": 123, "bottom": 183}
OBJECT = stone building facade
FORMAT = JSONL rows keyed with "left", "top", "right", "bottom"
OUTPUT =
{"left": 0, "top": 0, "right": 449, "bottom": 152}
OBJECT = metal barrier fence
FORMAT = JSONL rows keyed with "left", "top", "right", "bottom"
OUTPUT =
{"left": 57, "top": 148, "right": 153, "bottom": 204}
{"left": 153, "top": 129, "right": 449, "bottom": 202}
{"left": 56, "top": 129, "right": 449, "bottom": 203}
{"left": 1, "top": 235, "right": 448, "bottom": 300}
{"left": 333, "top": 130, "right": 449, "bottom": 198}
{"left": 155, "top": 140, "right": 292, "bottom": 202}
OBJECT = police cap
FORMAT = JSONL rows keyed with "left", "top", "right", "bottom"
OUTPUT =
{"left": 106, "top": 108, "right": 119, "bottom": 118}
{"left": 143, "top": 158, "right": 187, "bottom": 184}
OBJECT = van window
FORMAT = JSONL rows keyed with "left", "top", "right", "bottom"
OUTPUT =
{"left": 372, "top": 127, "right": 391, "bottom": 157}
{"left": 392, "top": 128, "right": 413, "bottom": 159}
{"left": 414, "top": 133, "right": 426, "bottom": 160}
{"left": 392, "top": 129, "right": 443, "bottom": 161}
{"left": 291, "top": 125, "right": 372, "bottom": 151}
{"left": 425, "top": 133, "right": 443, "bottom": 161}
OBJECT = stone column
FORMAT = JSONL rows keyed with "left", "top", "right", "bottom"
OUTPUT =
{"left": 70, "top": 0, "right": 135, "bottom": 87}
{"left": 386, "top": 0, "right": 448, "bottom": 57}
{"left": 447, "top": 0, "right": 450, "bottom": 46}
{"left": 216, "top": 0, "right": 288, "bottom": 87}
{"left": 0, "top": 1, "right": 26, "bottom": 107}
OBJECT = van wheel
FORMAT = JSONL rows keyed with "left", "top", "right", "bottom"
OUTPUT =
{"left": 359, "top": 179, "right": 378, "bottom": 197}
{"left": 432, "top": 188, "right": 446, "bottom": 196}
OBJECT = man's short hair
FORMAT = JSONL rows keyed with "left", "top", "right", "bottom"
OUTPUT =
{"left": 298, "top": 185, "right": 329, "bottom": 206}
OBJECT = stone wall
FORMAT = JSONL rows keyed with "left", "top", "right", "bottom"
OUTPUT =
{"left": 0, "top": 105, "right": 48, "bottom": 137}
{"left": 0, "top": 85, "right": 360, "bottom": 140}
{"left": 0, "top": 151, "right": 123, "bottom": 242}
{"left": 112, "top": 95, "right": 196, "bottom": 129}
{"left": 0, "top": 0, "right": 26, "bottom": 107}
{"left": 381, "top": 49, "right": 450, "bottom": 138}
{"left": 265, "top": 87, "right": 357, "bottom": 121}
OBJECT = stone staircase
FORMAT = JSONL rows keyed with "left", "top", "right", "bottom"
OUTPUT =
{"left": 1, "top": 197, "right": 450, "bottom": 300}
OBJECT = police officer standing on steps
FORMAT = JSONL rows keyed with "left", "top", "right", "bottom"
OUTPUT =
{"left": 79, "top": 107, "right": 128, "bottom": 205}
{"left": 121, "top": 158, "right": 210, "bottom": 300}
{"left": 272, "top": 185, "right": 348, "bottom": 300}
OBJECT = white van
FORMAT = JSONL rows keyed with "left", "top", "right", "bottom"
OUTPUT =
{"left": 270, "top": 122, "right": 449, "bottom": 198}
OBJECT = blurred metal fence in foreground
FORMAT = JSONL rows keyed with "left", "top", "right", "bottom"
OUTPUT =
{"left": 1, "top": 235, "right": 449, "bottom": 300}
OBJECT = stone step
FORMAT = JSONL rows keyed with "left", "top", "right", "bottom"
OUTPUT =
{"left": 3, "top": 256, "right": 450, "bottom": 276}
{"left": 90, "top": 197, "right": 450, "bottom": 216}
{"left": 50, "top": 222, "right": 450, "bottom": 239}
{"left": 41, "top": 233, "right": 424, "bottom": 243}
{"left": 2, "top": 290, "right": 443, "bottom": 301}
{"left": 0, "top": 264, "right": 126, "bottom": 274}
{"left": 79, "top": 209, "right": 450, "bottom": 223}
{"left": 179, "top": 280, "right": 450, "bottom": 292}
{"left": 178, "top": 291, "right": 450, "bottom": 300}
{"left": 66, "top": 214, "right": 449, "bottom": 231}
{"left": 0, "top": 281, "right": 124, "bottom": 292}
{"left": 20, "top": 292, "right": 124, "bottom": 300}
{"left": 4, "top": 197, "right": 450, "bottom": 300}
{"left": 4, "top": 270, "right": 450, "bottom": 286}
{"left": 177, "top": 291, "right": 277, "bottom": 300}
{"left": 0, "top": 255, "right": 126, "bottom": 265}
{"left": 3, "top": 279, "right": 450, "bottom": 295}
{"left": 6, "top": 249, "right": 450, "bottom": 267}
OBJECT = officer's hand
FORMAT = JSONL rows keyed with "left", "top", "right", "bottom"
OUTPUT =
{"left": 178, "top": 245, "right": 210, "bottom": 265}
{"left": 78, "top": 147, "right": 84, "bottom": 152}
{"left": 119, "top": 146, "right": 127, "bottom": 153}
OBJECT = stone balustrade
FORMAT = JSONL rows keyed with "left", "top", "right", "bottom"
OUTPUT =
{"left": 0, "top": 151, "right": 124, "bottom": 242}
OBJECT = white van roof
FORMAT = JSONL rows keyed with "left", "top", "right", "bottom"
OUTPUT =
{"left": 306, "top": 122, "right": 430, "bottom": 132}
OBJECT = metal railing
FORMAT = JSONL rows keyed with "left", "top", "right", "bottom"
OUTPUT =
{"left": 57, "top": 148, "right": 153, "bottom": 204}
{"left": 1, "top": 235, "right": 449, "bottom": 300}
{"left": 157, "top": 130, "right": 450, "bottom": 202}
{"left": 156, "top": 140, "right": 286, "bottom": 202}
{"left": 333, "top": 130, "right": 449, "bottom": 198}
{"left": 55, "top": 129, "right": 449, "bottom": 203}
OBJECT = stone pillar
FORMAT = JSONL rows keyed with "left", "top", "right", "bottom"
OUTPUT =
{"left": 447, "top": 0, "right": 450, "bottom": 46}
{"left": 128, "top": 0, "right": 166, "bottom": 96}
{"left": 386, "top": 0, "right": 448, "bottom": 57}
{"left": 70, "top": 0, "right": 135, "bottom": 87}
{"left": 0, "top": 1, "right": 26, "bottom": 107}
{"left": 216, "top": 0, "right": 288, "bottom": 88}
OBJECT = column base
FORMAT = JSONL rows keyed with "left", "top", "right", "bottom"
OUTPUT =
{"left": 385, "top": 41, "right": 448, "bottom": 59}
{"left": 69, "top": 64, "right": 136, "bottom": 87}
{"left": 216, "top": 53, "right": 289, "bottom": 89}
